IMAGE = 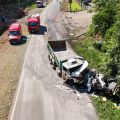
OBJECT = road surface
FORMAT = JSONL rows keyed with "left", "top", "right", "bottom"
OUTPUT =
{"left": 8, "top": 0, "right": 98, "bottom": 120}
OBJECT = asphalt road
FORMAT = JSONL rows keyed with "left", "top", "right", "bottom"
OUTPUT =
{"left": 8, "top": 0, "right": 98, "bottom": 120}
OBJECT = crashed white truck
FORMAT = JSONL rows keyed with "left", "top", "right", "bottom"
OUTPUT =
{"left": 47, "top": 40, "right": 120, "bottom": 95}
{"left": 47, "top": 40, "right": 88, "bottom": 84}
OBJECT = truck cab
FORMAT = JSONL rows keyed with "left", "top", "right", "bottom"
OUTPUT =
{"left": 27, "top": 14, "right": 40, "bottom": 33}
{"left": 62, "top": 57, "right": 88, "bottom": 83}
{"left": 8, "top": 23, "right": 22, "bottom": 44}
{"left": 47, "top": 40, "right": 89, "bottom": 83}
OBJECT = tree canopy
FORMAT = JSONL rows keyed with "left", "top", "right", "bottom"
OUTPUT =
{"left": 89, "top": 0, "right": 120, "bottom": 81}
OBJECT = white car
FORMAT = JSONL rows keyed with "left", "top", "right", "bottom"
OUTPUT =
{"left": 36, "top": 0, "right": 43, "bottom": 8}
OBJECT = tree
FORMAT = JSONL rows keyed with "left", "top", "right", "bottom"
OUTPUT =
{"left": 89, "top": 0, "right": 120, "bottom": 82}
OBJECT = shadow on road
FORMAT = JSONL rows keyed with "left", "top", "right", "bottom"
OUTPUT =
{"left": 64, "top": 81, "right": 120, "bottom": 105}
{"left": 39, "top": 25, "right": 47, "bottom": 35}
{"left": 10, "top": 36, "right": 27, "bottom": 46}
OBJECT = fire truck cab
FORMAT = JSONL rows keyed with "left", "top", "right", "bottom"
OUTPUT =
{"left": 8, "top": 23, "right": 22, "bottom": 44}
{"left": 27, "top": 14, "right": 40, "bottom": 34}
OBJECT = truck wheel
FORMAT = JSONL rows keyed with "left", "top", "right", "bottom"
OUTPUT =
{"left": 62, "top": 73, "right": 67, "bottom": 80}
{"left": 66, "top": 79, "right": 74, "bottom": 86}
{"left": 58, "top": 72, "right": 62, "bottom": 77}
{"left": 29, "top": 31, "right": 32, "bottom": 34}
{"left": 9, "top": 40, "right": 13, "bottom": 45}
{"left": 56, "top": 67, "right": 62, "bottom": 77}
{"left": 53, "top": 64, "right": 56, "bottom": 70}
{"left": 48, "top": 55, "right": 51, "bottom": 61}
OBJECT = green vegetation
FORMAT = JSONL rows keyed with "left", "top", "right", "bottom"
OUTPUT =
{"left": 73, "top": 0, "right": 120, "bottom": 90}
{"left": 88, "top": 0, "right": 120, "bottom": 78}
{"left": 72, "top": 0, "right": 120, "bottom": 119}
{"left": 73, "top": 38, "right": 108, "bottom": 72}
{"left": 91, "top": 96, "right": 120, "bottom": 120}
{"left": 68, "top": 0, "right": 81, "bottom": 12}
{"left": 26, "top": 2, "right": 36, "bottom": 10}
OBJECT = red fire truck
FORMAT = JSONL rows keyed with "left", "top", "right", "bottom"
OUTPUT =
{"left": 8, "top": 23, "right": 22, "bottom": 44}
{"left": 27, "top": 14, "right": 40, "bottom": 33}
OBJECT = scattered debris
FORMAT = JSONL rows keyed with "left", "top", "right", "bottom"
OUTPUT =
{"left": 102, "top": 97, "right": 107, "bottom": 102}
{"left": 113, "top": 103, "right": 120, "bottom": 109}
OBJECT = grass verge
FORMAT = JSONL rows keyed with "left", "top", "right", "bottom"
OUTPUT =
{"left": 71, "top": 37, "right": 120, "bottom": 120}
{"left": 72, "top": 38, "right": 107, "bottom": 71}
{"left": 91, "top": 96, "right": 120, "bottom": 120}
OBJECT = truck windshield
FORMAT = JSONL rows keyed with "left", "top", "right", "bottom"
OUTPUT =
{"left": 69, "top": 65, "right": 81, "bottom": 75}
{"left": 36, "top": 2, "right": 41, "bottom": 4}
{"left": 28, "top": 22, "right": 38, "bottom": 26}
{"left": 9, "top": 31, "right": 20, "bottom": 36}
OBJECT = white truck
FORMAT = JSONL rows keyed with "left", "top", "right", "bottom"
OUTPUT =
{"left": 47, "top": 40, "right": 88, "bottom": 83}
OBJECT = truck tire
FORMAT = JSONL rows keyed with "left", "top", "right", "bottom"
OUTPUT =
{"left": 62, "top": 73, "right": 67, "bottom": 80}
{"left": 29, "top": 31, "right": 32, "bottom": 34}
{"left": 56, "top": 67, "right": 62, "bottom": 77}
{"left": 9, "top": 41, "right": 13, "bottom": 45}
{"left": 48, "top": 55, "right": 53, "bottom": 65}
{"left": 58, "top": 72, "right": 62, "bottom": 77}
{"left": 51, "top": 59, "right": 56, "bottom": 69}
{"left": 48, "top": 54, "right": 51, "bottom": 61}
{"left": 53, "top": 63, "right": 56, "bottom": 70}
{"left": 66, "top": 79, "right": 74, "bottom": 86}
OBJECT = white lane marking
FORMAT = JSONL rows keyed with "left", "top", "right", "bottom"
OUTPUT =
{"left": 8, "top": 35, "right": 33, "bottom": 120}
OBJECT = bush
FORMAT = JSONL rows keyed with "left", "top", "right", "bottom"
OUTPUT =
{"left": 68, "top": 0, "right": 81, "bottom": 12}
{"left": 93, "top": 41, "right": 102, "bottom": 51}
{"left": 72, "top": 38, "right": 108, "bottom": 72}
{"left": 89, "top": 0, "right": 117, "bottom": 36}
